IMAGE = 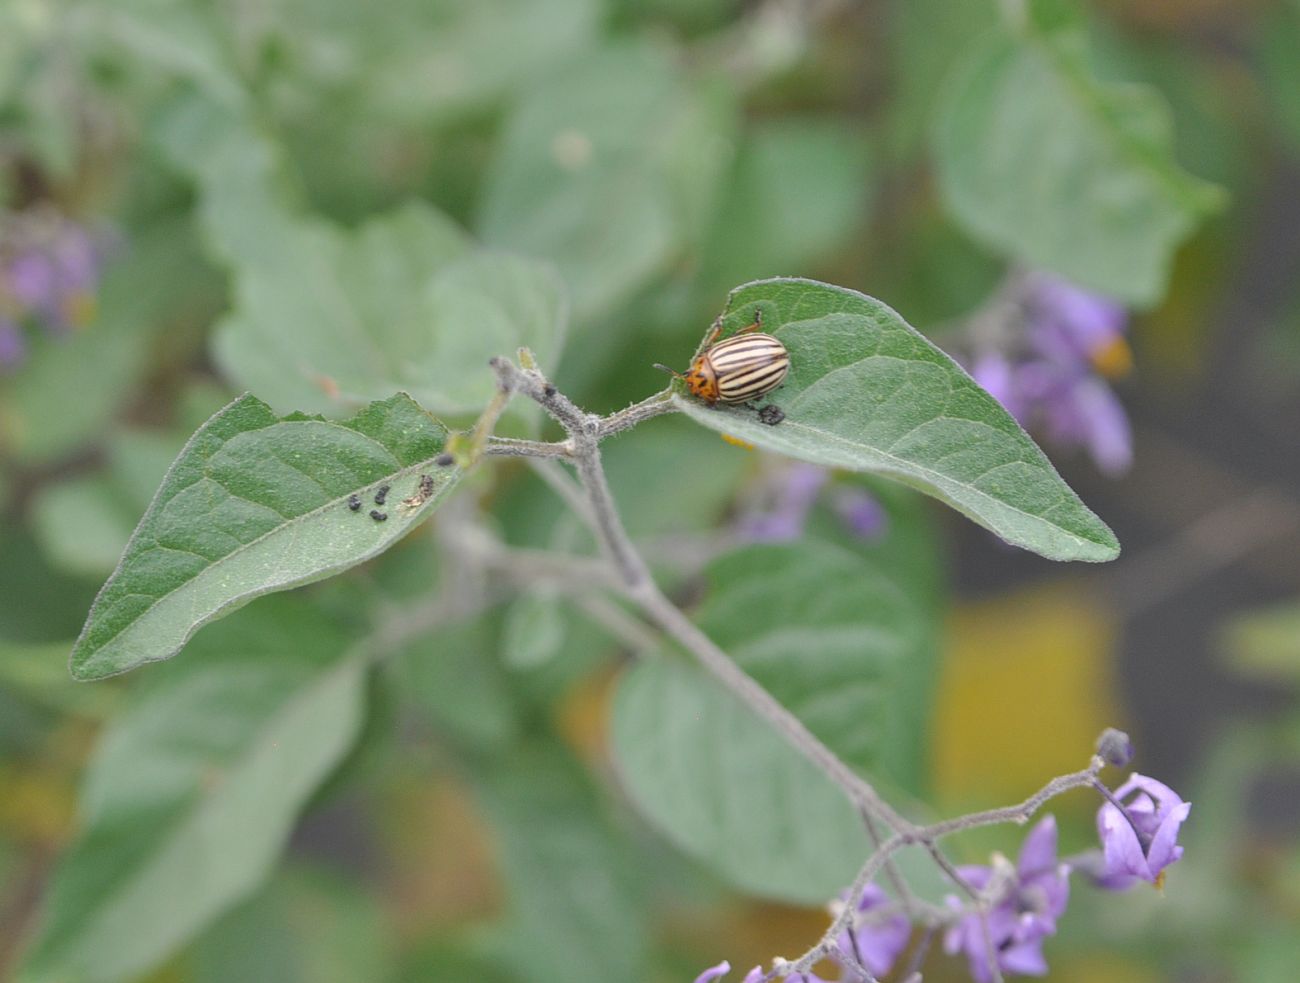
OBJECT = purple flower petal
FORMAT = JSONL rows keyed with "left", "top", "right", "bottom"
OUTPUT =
{"left": 1027, "top": 273, "right": 1127, "bottom": 360}
{"left": 840, "top": 882, "right": 910, "bottom": 976}
{"left": 999, "top": 937, "right": 1050, "bottom": 976}
{"left": 1071, "top": 377, "right": 1132, "bottom": 475}
{"left": 6, "top": 251, "right": 57, "bottom": 311}
{"left": 694, "top": 960, "right": 731, "bottom": 983}
{"left": 734, "top": 463, "right": 828, "bottom": 543}
{"left": 0, "top": 318, "right": 25, "bottom": 369}
{"left": 832, "top": 488, "right": 887, "bottom": 541}
{"left": 1145, "top": 799, "right": 1191, "bottom": 873}
{"left": 1017, "top": 816, "right": 1058, "bottom": 878}
{"left": 741, "top": 968, "right": 764, "bottom": 983}
{"left": 53, "top": 226, "right": 101, "bottom": 293}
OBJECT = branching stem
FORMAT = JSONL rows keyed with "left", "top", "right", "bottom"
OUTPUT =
{"left": 473, "top": 355, "right": 1117, "bottom": 982}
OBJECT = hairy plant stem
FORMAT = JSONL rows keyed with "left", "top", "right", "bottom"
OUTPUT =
{"left": 774, "top": 759, "right": 1105, "bottom": 981}
{"left": 482, "top": 357, "right": 1115, "bottom": 982}
{"left": 489, "top": 356, "right": 911, "bottom": 834}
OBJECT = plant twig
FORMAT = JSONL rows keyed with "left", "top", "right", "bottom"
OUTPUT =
{"left": 486, "top": 436, "right": 573, "bottom": 459}
{"left": 490, "top": 354, "right": 912, "bottom": 835}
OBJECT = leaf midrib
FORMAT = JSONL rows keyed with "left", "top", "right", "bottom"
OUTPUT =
{"left": 675, "top": 396, "right": 1109, "bottom": 552}
{"left": 83, "top": 454, "right": 450, "bottom": 665}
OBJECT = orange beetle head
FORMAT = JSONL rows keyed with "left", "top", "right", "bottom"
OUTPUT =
{"left": 684, "top": 356, "right": 719, "bottom": 403}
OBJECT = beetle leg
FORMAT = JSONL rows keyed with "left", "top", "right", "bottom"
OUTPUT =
{"left": 737, "top": 307, "right": 764, "bottom": 334}
{"left": 701, "top": 315, "right": 724, "bottom": 350}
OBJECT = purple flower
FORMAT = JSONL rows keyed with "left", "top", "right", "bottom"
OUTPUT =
{"left": 966, "top": 274, "right": 1133, "bottom": 475}
{"left": 943, "top": 816, "right": 1070, "bottom": 982}
{"left": 0, "top": 317, "right": 25, "bottom": 369}
{"left": 0, "top": 209, "right": 107, "bottom": 336}
{"left": 1095, "top": 773, "right": 1190, "bottom": 889}
{"left": 831, "top": 488, "right": 888, "bottom": 541}
{"left": 1024, "top": 273, "right": 1128, "bottom": 369}
{"left": 839, "top": 882, "right": 910, "bottom": 977}
{"left": 6, "top": 251, "right": 58, "bottom": 314}
{"left": 735, "top": 462, "right": 827, "bottom": 543}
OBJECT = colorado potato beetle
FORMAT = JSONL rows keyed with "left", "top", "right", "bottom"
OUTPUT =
{"left": 656, "top": 311, "right": 790, "bottom": 406}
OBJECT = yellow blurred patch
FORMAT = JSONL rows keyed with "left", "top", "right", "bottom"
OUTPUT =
{"left": 555, "top": 663, "right": 618, "bottom": 770}
{"left": 721, "top": 433, "right": 754, "bottom": 450}
{"left": 63, "top": 292, "right": 97, "bottom": 328}
{"left": 378, "top": 771, "right": 501, "bottom": 935}
{"left": 933, "top": 584, "right": 1122, "bottom": 812}
{"left": 1049, "top": 953, "right": 1160, "bottom": 983}
{"left": 0, "top": 762, "right": 77, "bottom": 845}
{"left": 1091, "top": 336, "right": 1133, "bottom": 379}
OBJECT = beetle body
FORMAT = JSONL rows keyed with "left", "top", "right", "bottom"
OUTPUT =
{"left": 684, "top": 330, "right": 789, "bottom": 406}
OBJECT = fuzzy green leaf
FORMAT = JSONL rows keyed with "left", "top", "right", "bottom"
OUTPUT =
{"left": 613, "top": 656, "right": 869, "bottom": 903}
{"left": 934, "top": 25, "right": 1223, "bottom": 305}
{"left": 70, "top": 393, "right": 458, "bottom": 680}
{"left": 18, "top": 599, "right": 369, "bottom": 983}
{"left": 671, "top": 278, "right": 1119, "bottom": 562}
{"left": 612, "top": 529, "right": 938, "bottom": 901}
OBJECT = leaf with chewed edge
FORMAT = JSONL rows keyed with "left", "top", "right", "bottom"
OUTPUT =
{"left": 70, "top": 393, "right": 459, "bottom": 680}
{"left": 671, "top": 278, "right": 1119, "bottom": 562}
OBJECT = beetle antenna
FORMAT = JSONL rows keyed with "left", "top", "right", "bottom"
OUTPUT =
{"left": 652, "top": 363, "right": 682, "bottom": 379}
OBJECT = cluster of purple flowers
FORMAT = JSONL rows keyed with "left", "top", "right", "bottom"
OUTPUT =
{"left": 969, "top": 273, "right": 1133, "bottom": 476}
{"left": 693, "top": 767, "right": 1189, "bottom": 982}
{"left": 735, "top": 461, "right": 887, "bottom": 544}
{"left": 0, "top": 207, "right": 106, "bottom": 371}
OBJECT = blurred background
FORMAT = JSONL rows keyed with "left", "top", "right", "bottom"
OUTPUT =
{"left": 1, "top": 0, "right": 1299, "bottom": 980}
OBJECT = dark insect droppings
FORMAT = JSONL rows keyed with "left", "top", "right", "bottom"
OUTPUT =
{"left": 347, "top": 494, "right": 362, "bottom": 511}
{"left": 758, "top": 404, "right": 785, "bottom": 426}
{"left": 370, "top": 510, "right": 388, "bottom": 522}
{"left": 374, "top": 484, "right": 390, "bottom": 505}
{"left": 435, "top": 453, "right": 454, "bottom": 467}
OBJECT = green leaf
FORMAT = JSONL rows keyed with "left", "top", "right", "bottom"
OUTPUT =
{"left": 698, "top": 537, "right": 937, "bottom": 782}
{"left": 671, "top": 278, "right": 1120, "bottom": 562}
{"left": 612, "top": 527, "right": 939, "bottom": 901}
{"left": 156, "top": 95, "right": 567, "bottom": 419}
{"left": 31, "top": 429, "right": 183, "bottom": 579}
{"left": 70, "top": 393, "right": 459, "bottom": 680}
{"left": 0, "top": 640, "right": 118, "bottom": 720}
{"left": 17, "top": 598, "right": 370, "bottom": 983}
{"left": 1259, "top": 0, "right": 1300, "bottom": 155}
{"left": 214, "top": 238, "right": 567, "bottom": 419}
{"left": 475, "top": 746, "right": 648, "bottom": 983}
{"left": 91, "top": 0, "right": 247, "bottom": 109}
{"left": 501, "top": 589, "right": 567, "bottom": 670}
{"left": 613, "top": 656, "right": 869, "bottom": 902}
{"left": 698, "top": 118, "right": 873, "bottom": 295}
{"left": 398, "top": 616, "right": 518, "bottom": 752}
{"left": 885, "top": 0, "right": 998, "bottom": 161}
{"left": 933, "top": 24, "right": 1223, "bottom": 305}
{"left": 193, "top": 867, "right": 396, "bottom": 983}
{"left": 478, "top": 40, "right": 735, "bottom": 321}
{"left": 362, "top": 0, "right": 602, "bottom": 123}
